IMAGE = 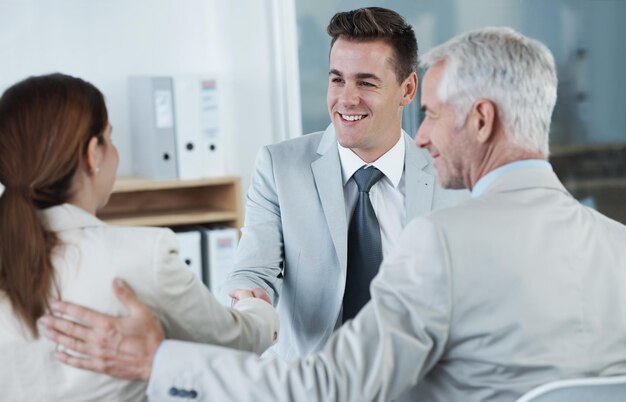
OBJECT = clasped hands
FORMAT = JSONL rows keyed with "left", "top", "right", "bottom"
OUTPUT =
{"left": 38, "top": 279, "right": 270, "bottom": 381}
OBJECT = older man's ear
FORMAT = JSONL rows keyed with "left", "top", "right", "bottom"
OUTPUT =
{"left": 471, "top": 99, "right": 497, "bottom": 144}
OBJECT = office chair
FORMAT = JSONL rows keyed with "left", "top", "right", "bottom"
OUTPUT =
{"left": 516, "top": 375, "right": 626, "bottom": 402}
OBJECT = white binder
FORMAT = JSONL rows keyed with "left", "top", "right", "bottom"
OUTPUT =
{"left": 128, "top": 76, "right": 179, "bottom": 180}
{"left": 175, "top": 231, "right": 203, "bottom": 281}
{"left": 172, "top": 75, "right": 225, "bottom": 179}
{"left": 201, "top": 227, "right": 239, "bottom": 294}
{"left": 129, "top": 75, "right": 225, "bottom": 180}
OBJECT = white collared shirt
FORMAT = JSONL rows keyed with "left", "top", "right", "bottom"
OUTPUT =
{"left": 338, "top": 133, "right": 406, "bottom": 260}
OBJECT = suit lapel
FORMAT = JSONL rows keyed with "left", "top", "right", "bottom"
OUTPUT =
{"left": 310, "top": 130, "right": 439, "bottom": 268}
{"left": 311, "top": 126, "right": 348, "bottom": 272}
{"left": 404, "top": 133, "right": 435, "bottom": 222}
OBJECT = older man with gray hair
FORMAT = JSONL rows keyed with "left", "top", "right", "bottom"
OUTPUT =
{"left": 41, "top": 27, "right": 626, "bottom": 401}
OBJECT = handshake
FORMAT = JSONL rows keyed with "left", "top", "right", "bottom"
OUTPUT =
{"left": 229, "top": 288, "right": 272, "bottom": 306}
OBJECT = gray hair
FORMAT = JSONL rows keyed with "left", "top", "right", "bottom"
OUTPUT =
{"left": 420, "top": 27, "right": 557, "bottom": 156}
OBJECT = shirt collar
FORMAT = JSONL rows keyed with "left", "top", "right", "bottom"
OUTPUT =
{"left": 39, "top": 203, "right": 104, "bottom": 232}
{"left": 338, "top": 133, "right": 405, "bottom": 188}
{"left": 472, "top": 159, "right": 553, "bottom": 197}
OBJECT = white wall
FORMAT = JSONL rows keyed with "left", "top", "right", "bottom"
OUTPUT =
{"left": 214, "top": 1, "right": 275, "bottom": 192}
{"left": 0, "top": 0, "right": 282, "bottom": 194}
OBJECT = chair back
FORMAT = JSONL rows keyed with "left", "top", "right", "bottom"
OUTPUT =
{"left": 516, "top": 376, "right": 626, "bottom": 402}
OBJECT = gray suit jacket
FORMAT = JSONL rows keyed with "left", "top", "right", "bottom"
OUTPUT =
{"left": 220, "top": 125, "right": 467, "bottom": 358}
{"left": 150, "top": 167, "right": 626, "bottom": 401}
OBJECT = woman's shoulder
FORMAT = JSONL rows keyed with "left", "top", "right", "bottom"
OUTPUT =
{"left": 99, "top": 224, "right": 173, "bottom": 239}
{"left": 91, "top": 225, "right": 178, "bottom": 257}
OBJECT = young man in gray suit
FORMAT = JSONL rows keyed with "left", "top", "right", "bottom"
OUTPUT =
{"left": 42, "top": 27, "right": 626, "bottom": 401}
{"left": 223, "top": 6, "right": 466, "bottom": 359}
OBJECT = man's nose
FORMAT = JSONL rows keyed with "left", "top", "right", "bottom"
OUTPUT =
{"left": 338, "top": 84, "right": 360, "bottom": 106}
{"left": 415, "top": 123, "right": 430, "bottom": 148}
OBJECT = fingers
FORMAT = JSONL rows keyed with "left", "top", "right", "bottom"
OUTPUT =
{"left": 55, "top": 350, "right": 106, "bottom": 373}
{"left": 45, "top": 317, "right": 155, "bottom": 379}
{"left": 49, "top": 301, "right": 110, "bottom": 328}
{"left": 112, "top": 279, "right": 145, "bottom": 316}
{"left": 251, "top": 288, "right": 272, "bottom": 305}
{"left": 229, "top": 289, "right": 254, "bottom": 299}
{"left": 229, "top": 289, "right": 254, "bottom": 306}
{"left": 39, "top": 282, "right": 162, "bottom": 382}
{"left": 54, "top": 348, "right": 148, "bottom": 380}
{"left": 40, "top": 318, "right": 90, "bottom": 355}
{"left": 39, "top": 314, "right": 91, "bottom": 342}
{"left": 39, "top": 315, "right": 121, "bottom": 358}
{"left": 229, "top": 288, "right": 272, "bottom": 305}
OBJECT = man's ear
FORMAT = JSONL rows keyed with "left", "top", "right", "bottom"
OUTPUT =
{"left": 400, "top": 71, "right": 418, "bottom": 106}
{"left": 85, "top": 136, "right": 102, "bottom": 175}
{"left": 471, "top": 99, "right": 496, "bottom": 144}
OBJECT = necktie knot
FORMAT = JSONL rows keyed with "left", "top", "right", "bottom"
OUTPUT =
{"left": 353, "top": 166, "right": 384, "bottom": 193}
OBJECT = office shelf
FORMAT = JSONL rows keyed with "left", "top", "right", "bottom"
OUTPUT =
{"left": 97, "top": 176, "right": 243, "bottom": 229}
{"left": 562, "top": 177, "right": 626, "bottom": 192}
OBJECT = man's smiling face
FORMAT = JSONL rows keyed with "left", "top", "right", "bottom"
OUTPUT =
{"left": 327, "top": 37, "right": 409, "bottom": 162}
{"left": 415, "top": 61, "right": 472, "bottom": 189}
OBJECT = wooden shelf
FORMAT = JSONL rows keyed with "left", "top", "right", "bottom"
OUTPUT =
{"left": 111, "top": 176, "right": 240, "bottom": 193}
{"left": 98, "top": 176, "right": 243, "bottom": 229}
{"left": 563, "top": 177, "right": 626, "bottom": 191}
{"left": 550, "top": 142, "right": 626, "bottom": 157}
{"left": 102, "top": 210, "right": 240, "bottom": 227}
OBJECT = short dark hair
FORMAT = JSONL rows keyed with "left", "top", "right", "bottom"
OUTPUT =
{"left": 327, "top": 7, "right": 418, "bottom": 83}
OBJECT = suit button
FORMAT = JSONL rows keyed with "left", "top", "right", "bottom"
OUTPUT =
{"left": 273, "top": 331, "right": 278, "bottom": 341}
{"left": 169, "top": 387, "right": 179, "bottom": 396}
{"left": 189, "top": 390, "right": 198, "bottom": 398}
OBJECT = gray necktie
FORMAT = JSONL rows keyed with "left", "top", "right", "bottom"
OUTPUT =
{"left": 343, "top": 166, "right": 384, "bottom": 321}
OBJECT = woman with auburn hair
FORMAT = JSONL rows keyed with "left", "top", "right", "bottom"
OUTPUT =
{"left": 0, "top": 74, "right": 278, "bottom": 401}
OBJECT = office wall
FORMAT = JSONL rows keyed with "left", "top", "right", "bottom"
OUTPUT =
{"left": 0, "top": 0, "right": 279, "bottom": 194}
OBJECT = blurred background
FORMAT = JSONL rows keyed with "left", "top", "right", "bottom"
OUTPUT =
{"left": 297, "top": 0, "right": 626, "bottom": 224}
{"left": 1, "top": 0, "right": 624, "bottom": 223}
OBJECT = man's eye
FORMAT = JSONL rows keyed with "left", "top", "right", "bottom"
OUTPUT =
{"left": 359, "top": 81, "right": 375, "bottom": 87}
{"left": 331, "top": 77, "right": 344, "bottom": 83}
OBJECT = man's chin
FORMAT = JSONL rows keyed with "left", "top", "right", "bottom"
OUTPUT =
{"left": 335, "top": 133, "right": 361, "bottom": 150}
{"left": 436, "top": 174, "right": 466, "bottom": 190}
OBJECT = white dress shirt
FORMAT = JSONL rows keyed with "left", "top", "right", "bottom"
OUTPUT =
{"left": 338, "top": 134, "right": 406, "bottom": 260}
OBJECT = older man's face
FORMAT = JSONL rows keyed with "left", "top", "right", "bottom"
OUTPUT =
{"left": 415, "top": 61, "right": 471, "bottom": 189}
